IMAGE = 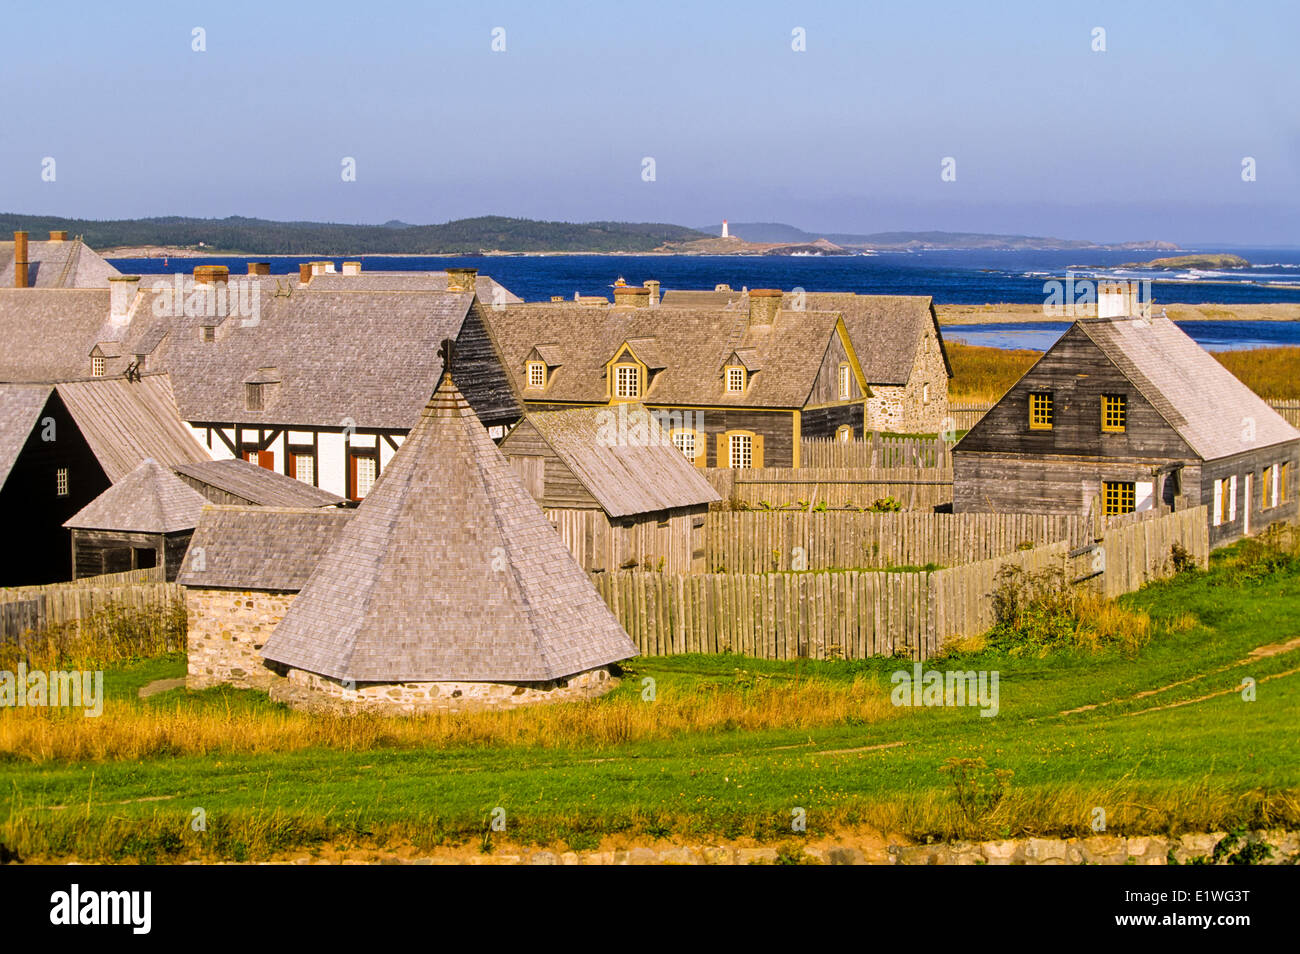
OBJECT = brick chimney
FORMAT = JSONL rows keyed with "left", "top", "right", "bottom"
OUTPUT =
{"left": 299, "top": 263, "right": 313, "bottom": 284}
{"left": 49, "top": 230, "right": 67, "bottom": 242}
{"left": 445, "top": 267, "right": 478, "bottom": 294}
{"left": 109, "top": 275, "right": 141, "bottom": 322}
{"left": 247, "top": 262, "right": 271, "bottom": 276}
{"left": 342, "top": 261, "right": 362, "bottom": 275}
{"left": 748, "top": 288, "right": 783, "bottom": 327}
{"left": 613, "top": 284, "right": 651, "bottom": 309}
{"left": 13, "top": 231, "right": 28, "bottom": 288}
{"left": 643, "top": 280, "right": 660, "bottom": 308}
{"left": 193, "top": 265, "right": 229, "bottom": 285}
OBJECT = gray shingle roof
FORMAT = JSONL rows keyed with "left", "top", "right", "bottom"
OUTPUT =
{"left": 782, "top": 293, "right": 946, "bottom": 385}
{"left": 1079, "top": 315, "right": 1300, "bottom": 460}
{"left": 174, "top": 458, "right": 345, "bottom": 508}
{"left": 55, "top": 374, "right": 211, "bottom": 481}
{"left": 486, "top": 302, "right": 846, "bottom": 408}
{"left": 0, "top": 239, "right": 121, "bottom": 288}
{"left": 63, "top": 457, "right": 207, "bottom": 533}
{"left": 514, "top": 404, "right": 720, "bottom": 517}
{"left": 261, "top": 374, "right": 638, "bottom": 683}
{"left": 177, "top": 505, "right": 355, "bottom": 590}
{"left": 0, "top": 383, "right": 53, "bottom": 490}
{"left": 305, "top": 271, "right": 522, "bottom": 303}
{"left": 163, "top": 288, "right": 477, "bottom": 429}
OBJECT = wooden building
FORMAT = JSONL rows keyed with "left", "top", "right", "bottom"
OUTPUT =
{"left": 0, "top": 375, "right": 209, "bottom": 585}
{"left": 63, "top": 458, "right": 208, "bottom": 580}
{"left": 953, "top": 315, "right": 1300, "bottom": 546}
{"left": 173, "top": 458, "right": 345, "bottom": 508}
{"left": 483, "top": 289, "right": 873, "bottom": 468}
{"left": 500, "top": 403, "right": 720, "bottom": 572}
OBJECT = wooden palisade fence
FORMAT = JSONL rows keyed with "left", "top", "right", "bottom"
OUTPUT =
{"left": 801, "top": 434, "right": 952, "bottom": 469}
{"left": 0, "top": 568, "right": 179, "bottom": 643}
{"left": 705, "top": 466, "right": 954, "bottom": 511}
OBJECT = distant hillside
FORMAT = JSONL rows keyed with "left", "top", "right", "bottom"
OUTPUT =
{"left": 0, "top": 214, "right": 709, "bottom": 255}
{"left": 700, "top": 223, "right": 1177, "bottom": 251}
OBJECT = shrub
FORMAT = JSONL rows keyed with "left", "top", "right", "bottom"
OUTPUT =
{"left": 939, "top": 757, "right": 1012, "bottom": 827}
{"left": 868, "top": 496, "right": 902, "bottom": 513}
{"left": 987, "top": 564, "right": 1151, "bottom": 656}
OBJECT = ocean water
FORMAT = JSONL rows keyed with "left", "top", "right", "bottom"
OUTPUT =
{"left": 110, "top": 247, "right": 1300, "bottom": 351}
{"left": 944, "top": 320, "right": 1300, "bottom": 352}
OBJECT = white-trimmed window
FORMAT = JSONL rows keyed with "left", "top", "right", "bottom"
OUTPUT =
{"left": 729, "top": 433, "right": 753, "bottom": 469}
{"left": 55, "top": 467, "right": 69, "bottom": 497}
{"left": 292, "top": 453, "right": 315, "bottom": 486}
{"left": 615, "top": 364, "right": 640, "bottom": 398}
{"left": 1213, "top": 476, "right": 1237, "bottom": 526}
{"left": 354, "top": 455, "right": 378, "bottom": 499}
{"left": 672, "top": 429, "right": 696, "bottom": 460}
{"left": 726, "top": 367, "right": 746, "bottom": 393}
{"left": 526, "top": 361, "right": 546, "bottom": 389}
{"left": 838, "top": 363, "right": 851, "bottom": 400}
{"left": 91, "top": 354, "right": 105, "bottom": 377}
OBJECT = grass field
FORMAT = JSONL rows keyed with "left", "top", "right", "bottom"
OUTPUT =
{"left": 1, "top": 543, "right": 1298, "bottom": 862}
{"left": 949, "top": 341, "right": 1300, "bottom": 402}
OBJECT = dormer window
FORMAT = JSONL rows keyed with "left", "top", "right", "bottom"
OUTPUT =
{"left": 91, "top": 354, "right": 105, "bottom": 377}
{"left": 527, "top": 361, "right": 547, "bottom": 389}
{"left": 838, "top": 363, "right": 851, "bottom": 400}
{"left": 726, "top": 367, "right": 746, "bottom": 393}
{"left": 246, "top": 383, "right": 264, "bottom": 411}
{"left": 615, "top": 364, "right": 640, "bottom": 398}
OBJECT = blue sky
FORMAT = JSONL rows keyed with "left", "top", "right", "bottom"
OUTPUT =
{"left": 2, "top": 0, "right": 1297, "bottom": 244}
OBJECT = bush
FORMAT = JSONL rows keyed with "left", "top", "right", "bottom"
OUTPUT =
{"left": 987, "top": 564, "right": 1151, "bottom": 656}
{"left": 868, "top": 496, "right": 902, "bottom": 513}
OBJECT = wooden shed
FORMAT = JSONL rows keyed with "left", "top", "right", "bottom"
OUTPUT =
{"left": 953, "top": 315, "right": 1300, "bottom": 547}
{"left": 500, "top": 403, "right": 721, "bottom": 573}
{"left": 63, "top": 458, "right": 208, "bottom": 580}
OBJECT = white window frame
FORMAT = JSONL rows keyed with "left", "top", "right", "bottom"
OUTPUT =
{"left": 526, "top": 361, "right": 546, "bottom": 389}
{"left": 726, "top": 367, "right": 745, "bottom": 393}
{"left": 838, "top": 363, "right": 851, "bottom": 400}
{"left": 293, "top": 453, "right": 315, "bottom": 487}
{"left": 672, "top": 430, "right": 696, "bottom": 460}
{"left": 1228, "top": 474, "right": 1237, "bottom": 522}
{"left": 729, "top": 433, "right": 753, "bottom": 469}
{"left": 1212, "top": 478, "right": 1223, "bottom": 526}
{"left": 56, "top": 467, "right": 69, "bottom": 497}
{"left": 91, "top": 354, "right": 105, "bottom": 377}
{"left": 355, "top": 455, "right": 378, "bottom": 499}
{"left": 615, "top": 364, "right": 640, "bottom": 398}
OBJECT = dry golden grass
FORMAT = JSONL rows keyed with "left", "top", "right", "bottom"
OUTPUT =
{"left": 0, "top": 676, "right": 896, "bottom": 764}
{"left": 946, "top": 341, "right": 1040, "bottom": 402}
{"left": 1213, "top": 347, "right": 1300, "bottom": 400}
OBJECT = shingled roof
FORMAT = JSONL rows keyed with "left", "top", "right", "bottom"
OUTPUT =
{"left": 177, "top": 506, "right": 355, "bottom": 591}
{"left": 261, "top": 373, "right": 638, "bottom": 683}
{"left": 785, "top": 293, "right": 948, "bottom": 385}
{"left": 162, "top": 288, "right": 477, "bottom": 429}
{"left": 0, "top": 383, "right": 54, "bottom": 490}
{"left": 486, "top": 302, "right": 851, "bottom": 408}
{"left": 55, "top": 375, "right": 210, "bottom": 481}
{"left": 0, "top": 238, "right": 121, "bottom": 288}
{"left": 63, "top": 458, "right": 207, "bottom": 533}
{"left": 305, "top": 271, "right": 522, "bottom": 303}
{"left": 173, "top": 458, "right": 345, "bottom": 508}
{"left": 1078, "top": 315, "right": 1300, "bottom": 460}
{"left": 515, "top": 404, "right": 720, "bottom": 517}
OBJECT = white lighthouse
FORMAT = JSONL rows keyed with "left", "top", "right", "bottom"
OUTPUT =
{"left": 721, "top": 219, "right": 729, "bottom": 238}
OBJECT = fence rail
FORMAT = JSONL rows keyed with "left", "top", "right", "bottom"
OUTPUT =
{"left": 705, "top": 467, "right": 954, "bottom": 511}
{"left": 591, "top": 507, "right": 1208, "bottom": 661}
{"left": 0, "top": 572, "right": 181, "bottom": 643}
{"left": 1270, "top": 400, "right": 1300, "bottom": 428}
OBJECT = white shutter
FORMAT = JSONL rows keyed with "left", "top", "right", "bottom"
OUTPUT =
{"left": 1212, "top": 479, "right": 1222, "bottom": 526}
{"left": 1229, "top": 475, "right": 1238, "bottom": 522}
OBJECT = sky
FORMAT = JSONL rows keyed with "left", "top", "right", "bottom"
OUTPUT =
{"left": 2, "top": 0, "right": 1297, "bottom": 245}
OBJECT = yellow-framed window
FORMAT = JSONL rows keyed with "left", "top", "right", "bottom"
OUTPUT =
{"left": 1281, "top": 462, "right": 1291, "bottom": 504}
{"left": 1263, "top": 465, "right": 1274, "bottom": 508}
{"left": 836, "top": 425, "right": 852, "bottom": 442}
{"left": 1101, "top": 394, "right": 1127, "bottom": 432}
{"left": 614, "top": 364, "right": 640, "bottom": 398}
{"left": 1102, "top": 481, "right": 1135, "bottom": 515}
{"left": 1029, "top": 391, "right": 1053, "bottom": 429}
{"left": 729, "top": 432, "right": 753, "bottom": 469}
{"left": 526, "top": 361, "right": 546, "bottom": 389}
{"left": 726, "top": 367, "right": 746, "bottom": 392}
{"left": 838, "top": 363, "right": 851, "bottom": 400}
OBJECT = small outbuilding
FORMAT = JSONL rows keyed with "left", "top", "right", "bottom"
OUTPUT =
{"left": 173, "top": 458, "right": 346, "bottom": 508}
{"left": 500, "top": 403, "right": 721, "bottom": 572}
{"left": 251, "top": 367, "right": 639, "bottom": 713}
{"left": 63, "top": 458, "right": 208, "bottom": 580}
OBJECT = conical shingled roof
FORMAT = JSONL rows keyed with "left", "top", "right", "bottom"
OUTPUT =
{"left": 261, "top": 374, "right": 638, "bottom": 684}
{"left": 63, "top": 457, "right": 207, "bottom": 534}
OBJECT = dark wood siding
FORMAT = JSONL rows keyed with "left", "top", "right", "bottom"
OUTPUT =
{"left": 455, "top": 301, "right": 523, "bottom": 428}
{"left": 500, "top": 418, "right": 599, "bottom": 509}
{"left": 801, "top": 402, "right": 864, "bottom": 440}
{"left": 1200, "top": 443, "right": 1300, "bottom": 547}
{"left": 809, "top": 332, "right": 862, "bottom": 404}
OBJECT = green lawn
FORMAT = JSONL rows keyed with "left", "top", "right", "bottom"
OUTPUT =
{"left": 2, "top": 545, "right": 1298, "bottom": 862}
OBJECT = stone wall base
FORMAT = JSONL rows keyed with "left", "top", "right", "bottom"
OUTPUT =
{"left": 186, "top": 588, "right": 294, "bottom": 691}
{"left": 268, "top": 665, "right": 620, "bottom": 714}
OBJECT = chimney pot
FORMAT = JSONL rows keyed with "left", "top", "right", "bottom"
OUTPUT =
{"left": 445, "top": 267, "right": 479, "bottom": 294}
{"left": 747, "top": 288, "right": 783, "bottom": 326}
{"left": 13, "top": 231, "right": 29, "bottom": 289}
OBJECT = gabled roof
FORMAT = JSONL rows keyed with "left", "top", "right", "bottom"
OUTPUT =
{"left": 0, "top": 289, "right": 120, "bottom": 381}
{"left": 528, "top": 344, "right": 564, "bottom": 366}
{"left": 162, "top": 289, "right": 477, "bottom": 429}
{"left": 261, "top": 373, "right": 638, "bottom": 683}
{"left": 1077, "top": 316, "right": 1300, "bottom": 460}
{"left": 485, "top": 302, "right": 846, "bottom": 408}
{"left": 782, "top": 293, "right": 947, "bottom": 385}
{"left": 619, "top": 337, "right": 667, "bottom": 370}
{"left": 0, "top": 383, "right": 53, "bottom": 490}
{"left": 660, "top": 289, "right": 746, "bottom": 308}
{"left": 54, "top": 374, "right": 210, "bottom": 481}
{"left": 513, "top": 404, "right": 721, "bottom": 517}
{"left": 0, "top": 238, "right": 121, "bottom": 288}
{"left": 63, "top": 458, "right": 207, "bottom": 533}
{"left": 177, "top": 505, "right": 355, "bottom": 591}
{"left": 303, "top": 271, "right": 521, "bottom": 303}
{"left": 174, "top": 458, "right": 345, "bottom": 508}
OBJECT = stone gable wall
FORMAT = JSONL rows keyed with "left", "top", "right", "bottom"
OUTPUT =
{"left": 186, "top": 587, "right": 294, "bottom": 690}
{"left": 867, "top": 325, "right": 951, "bottom": 433}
